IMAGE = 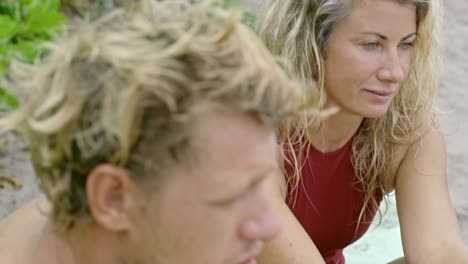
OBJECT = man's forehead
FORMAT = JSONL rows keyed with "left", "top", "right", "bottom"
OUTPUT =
{"left": 182, "top": 106, "right": 278, "bottom": 173}
{"left": 191, "top": 110, "right": 275, "bottom": 157}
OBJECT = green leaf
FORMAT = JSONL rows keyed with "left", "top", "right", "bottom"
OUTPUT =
{"left": 0, "top": 86, "right": 19, "bottom": 109}
{"left": 0, "top": 15, "right": 18, "bottom": 39}
{"left": 0, "top": 46, "right": 7, "bottom": 74}
{"left": 0, "top": 0, "right": 65, "bottom": 111}
{"left": 19, "top": 0, "right": 65, "bottom": 35}
{"left": 242, "top": 10, "right": 257, "bottom": 29}
{"left": 11, "top": 40, "right": 43, "bottom": 63}
{"left": 24, "top": 0, "right": 61, "bottom": 15}
{"left": 0, "top": 63, "right": 6, "bottom": 77}
{"left": 33, "top": 0, "right": 61, "bottom": 12}
{"left": 0, "top": 44, "right": 8, "bottom": 59}
{"left": 222, "top": 0, "right": 241, "bottom": 8}
{"left": 20, "top": 0, "right": 34, "bottom": 5}
{"left": 25, "top": 11, "right": 66, "bottom": 34}
{"left": 0, "top": 2, "right": 15, "bottom": 17}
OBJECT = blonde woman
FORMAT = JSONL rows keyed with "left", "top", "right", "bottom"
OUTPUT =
{"left": 257, "top": 0, "right": 468, "bottom": 263}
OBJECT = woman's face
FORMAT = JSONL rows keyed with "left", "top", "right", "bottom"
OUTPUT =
{"left": 323, "top": 0, "right": 417, "bottom": 118}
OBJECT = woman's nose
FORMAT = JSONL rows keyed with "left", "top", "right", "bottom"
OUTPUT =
{"left": 377, "top": 50, "right": 406, "bottom": 84}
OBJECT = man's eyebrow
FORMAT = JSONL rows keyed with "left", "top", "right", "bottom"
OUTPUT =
{"left": 247, "top": 167, "right": 274, "bottom": 188}
{"left": 206, "top": 166, "right": 277, "bottom": 205}
{"left": 234, "top": 166, "right": 276, "bottom": 195}
{"left": 242, "top": 165, "right": 282, "bottom": 194}
{"left": 360, "top": 32, "right": 417, "bottom": 41}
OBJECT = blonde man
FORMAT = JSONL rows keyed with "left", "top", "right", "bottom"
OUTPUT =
{"left": 0, "top": 1, "right": 306, "bottom": 263}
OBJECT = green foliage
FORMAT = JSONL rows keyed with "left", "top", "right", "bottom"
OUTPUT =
{"left": 223, "top": 0, "right": 257, "bottom": 29}
{"left": 0, "top": 0, "right": 67, "bottom": 110}
{"left": 0, "top": 0, "right": 256, "bottom": 110}
{"left": 241, "top": 9, "right": 256, "bottom": 29}
{"left": 59, "top": 0, "right": 128, "bottom": 22}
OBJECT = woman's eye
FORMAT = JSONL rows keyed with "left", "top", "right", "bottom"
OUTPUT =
{"left": 361, "top": 41, "right": 380, "bottom": 50}
{"left": 399, "top": 42, "right": 414, "bottom": 50}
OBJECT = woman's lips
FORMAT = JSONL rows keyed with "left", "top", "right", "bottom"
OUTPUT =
{"left": 362, "top": 89, "right": 394, "bottom": 102}
{"left": 240, "top": 258, "right": 257, "bottom": 264}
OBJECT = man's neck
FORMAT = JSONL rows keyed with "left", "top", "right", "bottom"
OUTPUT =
{"left": 35, "top": 222, "right": 115, "bottom": 264}
{"left": 31, "top": 221, "right": 72, "bottom": 264}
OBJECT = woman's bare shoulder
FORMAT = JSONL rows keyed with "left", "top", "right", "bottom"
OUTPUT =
{"left": 383, "top": 114, "right": 442, "bottom": 190}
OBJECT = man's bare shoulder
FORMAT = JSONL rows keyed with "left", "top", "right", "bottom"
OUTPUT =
{"left": 0, "top": 197, "right": 49, "bottom": 264}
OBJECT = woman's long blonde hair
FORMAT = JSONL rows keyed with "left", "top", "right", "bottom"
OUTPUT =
{"left": 258, "top": 0, "right": 442, "bottom": 221}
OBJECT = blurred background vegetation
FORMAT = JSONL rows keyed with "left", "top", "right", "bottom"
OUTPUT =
{"left": 0, "top": 0, "right": 138, "bottom": 190}
{"left": 0, "top": 0, "right": 132, "bottom": 110}
{"left": 0, "top": 0, "right": 64, "bottom": 109}
{"left": 0, "top": 0, "right": 254, "bottom": 110}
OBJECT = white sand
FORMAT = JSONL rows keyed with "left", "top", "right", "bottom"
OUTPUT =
{"left": 343, "top": 194, "right": 403, "bottom": 263}
{"left": 1, "top": 1, "right": 467, "bottom": 262}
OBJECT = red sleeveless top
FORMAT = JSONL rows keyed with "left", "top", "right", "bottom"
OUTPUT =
{"left": 286, "top": 138, "right": 382, "bottom": 264}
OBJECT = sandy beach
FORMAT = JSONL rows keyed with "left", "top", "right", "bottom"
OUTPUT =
{"left": 1, "top": 0, "right": 467, "bottom": 262}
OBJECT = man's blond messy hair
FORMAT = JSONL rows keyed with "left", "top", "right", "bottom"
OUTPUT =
{"left": 0, "top": 0, "right": 305, "bottom": 230}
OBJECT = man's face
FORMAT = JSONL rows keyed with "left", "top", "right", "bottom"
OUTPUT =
{"left": 126, "top": 109, "right": 281, "bottom": 264}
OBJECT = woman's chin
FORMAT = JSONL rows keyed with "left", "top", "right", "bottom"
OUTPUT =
{"left": 357, "top": 105, "right": 391, "bottom": 119}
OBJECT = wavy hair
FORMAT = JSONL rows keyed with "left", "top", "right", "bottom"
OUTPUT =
{"left": 0, "top": 0, "right": 307, "bottom": 230}
{"left": 258, "top": 0, "right": 441, "bottom": 221}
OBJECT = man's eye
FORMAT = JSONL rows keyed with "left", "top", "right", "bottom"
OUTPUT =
{"left": 211, "top": 196, "right": 239, "bottom": 208}
{"left": 211, "top": 185, "right": 257, "bottom": 208}
{"left": 208, "top": 190, "right": 244, "bottom": 208}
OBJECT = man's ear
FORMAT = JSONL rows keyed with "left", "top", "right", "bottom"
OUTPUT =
{"left": 86, "top": 164, "right": 137, "bottom": 232}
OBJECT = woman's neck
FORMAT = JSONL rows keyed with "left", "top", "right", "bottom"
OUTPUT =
{"left": 308, "top": 109, "right": 363, "bottom": 153}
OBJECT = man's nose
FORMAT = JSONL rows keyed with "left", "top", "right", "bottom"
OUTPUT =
{"left": 239, "top": 187, "right": 282, "bottom": 242}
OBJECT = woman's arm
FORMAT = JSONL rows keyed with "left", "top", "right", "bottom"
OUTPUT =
{"left": 395, "top": 123, "right": 468, "bottom": 263}
{"left": 258, "top": 166, "right": 325, "bottom": 264}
